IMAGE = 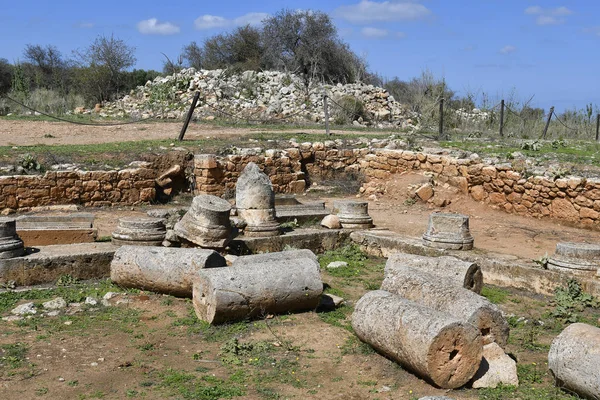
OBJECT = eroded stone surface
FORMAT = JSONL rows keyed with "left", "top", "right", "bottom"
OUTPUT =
{"left": 423, "top": 212, "right": 474, "bottom": 250}
{"left": 321, "top": 214, "right": 341, "bottom": 229}
{"left": 0, "top": 218, "right": 25, "bottom": 259}
{"left": 174, "top": 195, "right": 232, "bottom": 248}
{"left": 470, "top": 342, "right": 518, "bottom": 388}
{"left": 332, "top": 200, "right": 373, "bottom": 229}
{"left": 112, "top": 217, "right": 166, "bottom": 246}
{"left": 235, "top": 163, "right": 280, "bottom": 237}
{"left": 548, "top": 242, "right": 600, "bottom": 276}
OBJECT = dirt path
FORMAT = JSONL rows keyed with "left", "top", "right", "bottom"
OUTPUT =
{"left": 0, "top": 119, "right": 386, "bottom": 146}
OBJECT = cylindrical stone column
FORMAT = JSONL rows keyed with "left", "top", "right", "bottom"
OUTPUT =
{"left": 174, "top": 195, "right": 232, "bottom": 249}
{"left": 0, "top": 218, "right": 25, "bottom": 259}
{"left": 332, "top": 200, "right": 373, "bottom": 229}
{"left": 423, "top": 213, "right": 474, "bottom": 250}
{"left": 548, "top": 323, "right": 600, "bottom": 399}
{"left": 110, "top": 246, "right": 226, "bottom": 297}
{"left": 547, "top": 242, "right": 600, "bottom": 276}
{"left": 352, "top": 290, "right": 483, "bottom": 389}
{"left": 235, "top": 162, "right": 280, "bottom": 237}
{"left": 112, "top": 217, "right": 166, "bottom": 246}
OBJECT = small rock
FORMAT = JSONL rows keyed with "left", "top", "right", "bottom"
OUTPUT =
{"left": 225, "top": 254, "right": 239, "bottom": 265}
{"left": 46, "top": 311, "right": 60, "bottom": 317}
{"left": 2, "top": 315, "right": 23, "bottom": 322}
{"left": 415, "top": 183, "right": 434, "bottom": 201}
{"left": 84, "top": 297, "right": 98, "bottom": 306}
{"left": 470, "top": 342, "right": 519, "bottom": 388}
{"left": 433, "top": 197, "right": 449, "bottom": 207}
{"left": 58, "top": 377, "right": 65, "bottom": 382}
{"left": 321, "top": 214, "right": 341, "bottom": 229}
{"left": 103, "top": 292, "right": 119, "bottom": 300}
{"left": 43, "top": 297, "right": 67, "bottom": 310}
{"left": 11, "top": 302, "right": 36, "bottom": 316}
{"left": 90, "top": 362, "right": 98, "bottom": 367}
{"left": 327, "top": 261, "right": 348, "bottom": 269}
{"left": 64, "top": 321, "right": 72, "bottom": 326}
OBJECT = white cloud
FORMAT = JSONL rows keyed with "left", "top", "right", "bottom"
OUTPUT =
{"left": 194, "top": 12, "right": 268, "bottom": 30}
{"left": 335, "top": 1, "right": 431, "bottom": 24}
{"left": 524, "top": 6, "right": 573, "bottom": 25}
{"left": 361, "top": 27, "right": 389, "bottom": 38}
{"left": 137, "top": 18, "right": 180, "bottom": 35}
{"left": 500, "top": 45, "right": 516, "bottom": 54}
{"left": 75, "top": 22, "right": 94, "bottom": 29}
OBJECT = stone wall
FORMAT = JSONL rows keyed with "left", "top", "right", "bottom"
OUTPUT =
{"left": 0, "top": 167, "right": 156, "bottom": 211}
{"left": 194, "top": 142, "right": 600, "bottom": 228}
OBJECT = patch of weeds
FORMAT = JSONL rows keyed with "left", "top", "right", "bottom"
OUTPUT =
{"left": 0, "top": 342, "right": 28, "bottom": 370}
{"left": 68, "top": 380, "right": 79, "bottom": 387}
{"left": 219, "top": 338, "right": 272, "bottom": 366}
{"left": 160, "top": 297, "right": 174, "bottom": 306}
{"left": 481, "top": 286, "right": 510, "bottom": 304}
{"left": 533, "top": 253, "right": 549, "bottom": 269}
{"left": 478, "top": 384, "right": 578, "bottom": 399}
{"left": 126, "top": 390, "right": 139, "bottom": 397}
{"left": 319, "top": 244, "right": 367, "bottom": 271}
{"left": 137, "top": 343, "right": 156, "bottom": 352}
{"left": 517, "top": 363, "right": 544, "bottom": 384}
{"left": 155, "top": 368, "right": 245, "bottom": 399}
{"left": 171, "top": 306, "right": 249, "bottom": 341}
{"left": 403, "top": 197, "right": 417, "bottom": 206}
{"left": 323, "top": 286, "right": 346, "bottom": 298}
{"left": 35, "top": 387, "right": 49, "bottom": 396}
{"left": 552, "top": 278, "right": 599, "bottom": 323}
{"left": 95, "top": 236, "right": 112, "bottom": 243}
{"left": 56, "top": 274, "right": 79, "bottom": 286}
{"left": 318, "top": 304, "right": 352, "bottom": 331}
{"left": 340, "top": 335, "right": 375, "bottom": 356}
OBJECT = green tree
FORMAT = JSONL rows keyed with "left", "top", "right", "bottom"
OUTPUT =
{"left": 202, "top": 25, "right": 263, "bottom": 72}
{"left": 0, "top": 58, "right": 13, "bottom": 95}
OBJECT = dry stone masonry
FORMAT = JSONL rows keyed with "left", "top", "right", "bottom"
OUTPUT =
{"left": 547, "top": 242, "right": 600, "bottom": 276}
{"left": 111, "top": 217, "right": 166, "bottom": 246}
{"left": 0, "top": 218, "right": 25, "bottom": 259}
{"left": 174, "top": 195, "right": 232, "bottom": 249}
{"left": 423, "top": 213, "right": 474, "bottom": 250}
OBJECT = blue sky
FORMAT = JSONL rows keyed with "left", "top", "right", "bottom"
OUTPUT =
{"left": 1, "top": 1, "right": 599, "bottom": 112}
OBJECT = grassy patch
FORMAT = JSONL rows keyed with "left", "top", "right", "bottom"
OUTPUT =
{"left": 171, "top": 306, "right": 250, "bottom": 341}
{"left": 0, "top": 342, "right": 28, "bottom": 370}
{"left": 481, "top": 286, "right": 510, "bottom": 304}
{"left": 317, "top": 305, "right": 353, "bottom": 331}
{"left": 478, "top": 384, "right": 578, "bottom": 400}
{"left": 154, "top": 368, "right": 246, "bottom": 399}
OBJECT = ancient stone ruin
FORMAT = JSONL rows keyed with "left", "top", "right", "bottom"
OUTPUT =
{"left": 547, "top": 242, "right": 600, "bottom": 276}
{"left": 332, "top": 200, "right": 374, "bottom": 229}
{"left": 422, "top": 212, "right": 474, "bottom": 250}
{"left": 111, "top": 217, "right": 167, "bottom": 246}
{"left": 235, "top": 162, "right": 280, "bottom": 237}
{"left": 174, "top": 195, "right": 232, "bottom": 249}
{"left": 0, "top": 218, "right": 25, "bottom": 259}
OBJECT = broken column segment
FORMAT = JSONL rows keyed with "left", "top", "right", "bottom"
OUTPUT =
{"left": 381, "top": 264, "right": 508, "bottom": 347}
{"left": 193, "top": 256, "right": 322, "bottom": 324}
{"left": 0, "top": 218, "right": 25, "bottom": 259}
{"left": 231, "top": 249, "right": 318, "bottom": 266}
{"left": 110, "top": 246, "right": 226, "bottom": 297}
{"left": 174, "top": 195, "right": 232, "bottom": 249}
{"left": 547, "top": 242, "right": 600, "bottom": 276}
{"left": 111, "top": 217, "right": 166, "bottom": 246}
{"left": 235, "top": 162, "right": 280, "bottom": 237}
{"left": 332, "top": 200, "right": 373, "bottom": 229}
{"left": 352, "top": 290, "right": 482, "bottom": 389}
{"left": 423, "top": 213, "right": 474, "bottom": 250}
{"left": 385, "top": 253, "right": 483, "bottom": 294}
{"left": 548, "top": 323, "right": 600, "bottom": 399}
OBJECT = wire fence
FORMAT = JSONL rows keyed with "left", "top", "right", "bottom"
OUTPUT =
{"left": 3, "top": 89, "right": 600, "bottom": 143}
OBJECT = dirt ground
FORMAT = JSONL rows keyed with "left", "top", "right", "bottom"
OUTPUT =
{"left": 0, "top": 119, "right": 381, "bottom": 147}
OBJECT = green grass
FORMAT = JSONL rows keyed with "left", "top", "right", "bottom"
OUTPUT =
{"left": 171, "top": 306, "right": 250, "bottom": 341}
{"left": 152, "top": 367, "right": 246, "bottom": 399}
{"left": 0, "top": 342, "right": 28, "bottom": 370}
{"left": 478, "top": 384, "right": 579, "bottom": 400}
{"left": 481, "top": 286, "right": 511, "bottom": 304}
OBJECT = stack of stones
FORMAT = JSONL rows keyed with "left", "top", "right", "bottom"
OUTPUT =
{"left": 174, "top": 195, "right": 232, "bottom": 249}
{"left": 332, "top": 200, "right": 373, "bottom": 229}
{"left": 112, "top": 217, "right": 166, "bottom": 246}
{"left": 0, "top": 218, "right": 25, "bottom": 259}
{"left": 423, "top": 213, "right": 474, "bottom": 250}
{"left": 547, "top": 242, "right": 600, "bottom": 276}
{"left": 235, "top": 163, "right": 280, "bottom": 237}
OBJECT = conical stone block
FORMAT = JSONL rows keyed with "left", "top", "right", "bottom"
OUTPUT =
{"left": 235, "top": 162, "right": 280, "bottom": 237}
{"left": 112, "top": 217, "right": 166, "bottom": 246}
{"left": 174, "top": 195, "right": 232, "bottom": 249}
{"left": 423, "top": 213, "right": 474, "bottom": 250}
{"left": 0, "top": 218, "right": 25, "bottom": 259}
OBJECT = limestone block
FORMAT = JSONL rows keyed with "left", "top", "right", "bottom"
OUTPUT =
{"left": 470, "top": 343, "right": 518, "bottom": 388}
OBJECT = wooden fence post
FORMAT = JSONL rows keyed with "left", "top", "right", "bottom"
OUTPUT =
{"left": 596, "top": 114, "right": 600, "bottom": 142}
{"left": 438, "top": 98, "right": 445, "bottom": 141}
{"left": 323, "top": 95, "right": 331, "bottom": 136}
{"left": 499, "top": 99, "right": 505, "bottom": 137}
{"left": 542, "top": 106, "right": 554, "bottom": 139}
{"left": 178, "top": 92, "right": 200, "bottom": 141}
